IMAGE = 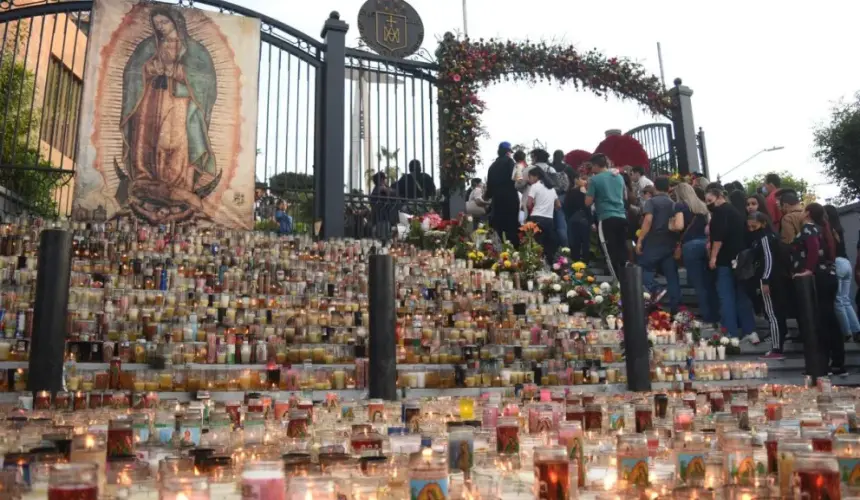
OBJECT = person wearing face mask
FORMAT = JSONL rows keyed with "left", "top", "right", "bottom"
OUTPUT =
{"left": 484, "top": 142, "right": 521, "bottom": 246}
{"left": 705, "top": 188, "right": 758, "bottom": 341}
{"left": 748, "top": 211, "right": 790, "bottom": 359}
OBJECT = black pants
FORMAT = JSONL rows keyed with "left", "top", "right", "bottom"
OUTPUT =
{"left": 760, "top": 278, "right": 788, "bottom": 352}
{"left": 568, "top": 212, "right": 591, "bottom": 262}
{"left": 818, "top": 279, "right": 843, "bottom": 369}
{"left": 491, "top": 214, "right": 520, "bottom": 248}
{"left": 598, "top": 217, "right": 629, "bottom": 282}
{"left": 529, "top": 215, "right": 556, "bottom": 265}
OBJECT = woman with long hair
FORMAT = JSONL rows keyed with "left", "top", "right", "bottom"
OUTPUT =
{"left": 673, "top": 182, "right": 719, "bottom": 325}
{"left": 746, "top": 194, "right": 770, "bottom": 220}
{"left": 728, "top": 190, "right": 748, "bottom": 217}
{"left": 526, "top": 167, "right": 560, "bottom": 265}
{"left": 748, "top": 211, "right": 790, "bottom": 359}
{"left": 792, "top": 203, "right": 843, "bottom": 375}
{"left": 824, "top": 204, "right": 860, "bottom": 341}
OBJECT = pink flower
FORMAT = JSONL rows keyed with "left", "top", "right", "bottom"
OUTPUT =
{"left": 452, "top": 74, "right": 462, "bottom": 82}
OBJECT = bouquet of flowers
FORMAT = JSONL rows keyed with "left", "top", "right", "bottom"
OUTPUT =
{"left": 708, "top": 333, "right": 741, "bottom": 355}
{"left": 648, "top": 310, "right": 672, "bottom": 331}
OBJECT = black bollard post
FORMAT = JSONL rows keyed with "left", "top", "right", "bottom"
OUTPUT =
{"left": 368, "top": 253, "right": 397, "bottom": 400}
{"left": 794, "top": 275, "right": 826, "bottom": 381}
{"left": 621, "top": 265, "right": 651, "bottom": 392}
{"left": 28, "top": 229, "right": 72, "bottom": 394}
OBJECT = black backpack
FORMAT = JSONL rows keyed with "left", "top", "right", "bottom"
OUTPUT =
{"left": 733, "top": 248, "right": 757, "bottom": 281}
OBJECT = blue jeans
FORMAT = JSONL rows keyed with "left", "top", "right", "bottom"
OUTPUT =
{"left": 834, "top": 257, "right": 860, "bottom": 336}
{"left": 715, "top": 266, "right": 757, "bottom": 338}
{"left": 553, "top": 206, "right": 569, "bottom": 249}
{"left": 567, "top": 213, "right": 591, "bottom": 262}
{"left": 681, "top": 239, "right": 720, "bottom": 323}
{"left": 640, "top": 241, "right": 681, "bottom": 312}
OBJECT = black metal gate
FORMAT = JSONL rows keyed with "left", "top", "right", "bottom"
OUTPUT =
{"left": 0, "top": 0, "right": 441, "bottom": 237}
{"left": 625, "top": 122, "right": 710, "bottom": 179}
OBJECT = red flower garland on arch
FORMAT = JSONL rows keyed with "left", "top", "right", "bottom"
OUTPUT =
{"left": 436, "top": 33, "right": 671, "bottom": 188}
{"left": 593, "top": 135, "right": 651, "bottom": 173}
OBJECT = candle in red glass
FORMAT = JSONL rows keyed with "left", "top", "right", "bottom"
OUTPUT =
{"left": 581, "top": 395, "right": 595, "bottom": 405}
{"left": 634, "top": 404, "right": 653, "bottom": 433}
{"left": 765, "top": 399, "right": 783, "bottom": 422}
{"left": 730, "top": 403, "right": 748, "bottom": 418}
{"left": 533, "top": 446, "right": 569, "bottom": 500}
{"left": 721, "top": 388, "right": 733, "bottom": 404}
{"left": 73, "top": 392, "right": 87, "bottom": 411}
{"left": 765, "top": 429, "right": 797, "bottom": 475}
{"left": 247, "top": 399, "right": 264, "bottom": 414}
{"left": 674, "top": 409, "right": 694, "bottom": 432}
{"left": 565, "top": 405, "right": 584, "bottom": 426}
{"left": 48, "top": 463, "right": 98, "bottom": 500}
{"left": 747, "top": 386, "right": 759, "bottom": 404}
{"left": 793, "top": 453, "right": 841, "bottom": 500}
{"left": 803, "top": 429, "right": 834, "bottom": 453}
{"left": 34, "top": 391, "right": 51, "bottom": 410}
{"left": 584, "top": 404, "right": 602, "bottom": 432}
{"left": 709, "top": 392, "right": 724, "bottom": 413}
{"left": 107, "top": 417, "right": 134, "bottom": 459}
{"left": 88, "top": 393, "right": 103, "bottom": 409}
{"left": 350, "top": 430, "right": 383, "bottom": 454}
{"left": 682, "top": 394, "right": 696, "bottom": 414}
{"left": 654, "top": 394, "right": 668, "bottom": 419}
{"left": 496, "top": 417, "right": 520, "bottom": 455}
{"left": 54, "top": 392, "right": 69, "bottom": 411}
{"left": 226, "top": 402, "right": 241, "bottom": 425}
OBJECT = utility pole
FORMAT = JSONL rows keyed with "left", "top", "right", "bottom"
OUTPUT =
{"left": 462, "top": 0, "right": 468, "bottom": 36}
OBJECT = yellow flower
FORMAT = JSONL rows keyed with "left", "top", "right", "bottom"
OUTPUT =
{"left": 572, "top": 261, "right": 587, "bottom": 271}
{"left": 592, "top": 287, "right": 601, "bottom": 295}
{"left": 504, "top": 260, "right": 512, "bottom": 268}
{"left": 492, "top": 263, "right": 499, "bottom": 271}
{"left": 468, "top": 252, "right": 477, "bottom": 260}
{"left": 477, "top": 252, "right": 485, "bottom": 259}
{"left": 500, "top": 252, "right": 509, "bottom": 261}
{"left": 587, "top": 276, "right": 595, "bottom": 283}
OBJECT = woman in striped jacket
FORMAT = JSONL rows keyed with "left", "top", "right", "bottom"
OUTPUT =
{"left": 747, "top": 211, "right": 791, "bottom": 360}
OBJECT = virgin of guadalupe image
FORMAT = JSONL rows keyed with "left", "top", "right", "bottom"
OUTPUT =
{"left": 114, "top": 6, "right": 222, "bottom": 224}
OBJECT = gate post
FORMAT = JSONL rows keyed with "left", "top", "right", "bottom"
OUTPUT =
{"left": 319, "top": 12, "right": 349, "bottom": 239}
{"left": 669, "top": 78, "right": 701, "bottom": 176}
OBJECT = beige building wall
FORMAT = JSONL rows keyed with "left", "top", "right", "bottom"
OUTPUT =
{"left": 6, "top": 0, "right": 88, "bottom": 214}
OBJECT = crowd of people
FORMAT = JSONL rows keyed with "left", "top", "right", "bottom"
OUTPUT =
{"left": 481, "top": 142, "right": 858, "bottom": 374}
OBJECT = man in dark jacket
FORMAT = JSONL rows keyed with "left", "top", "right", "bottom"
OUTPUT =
{"left": 395, "top": 160, "right": 437, "bottom": 199}
{"left": 484, "top": 141, "right": 520, "bottom": 246}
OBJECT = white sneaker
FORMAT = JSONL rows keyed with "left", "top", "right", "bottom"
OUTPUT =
{"left": 742, "top": 333, "right": 761, "bottom": 345}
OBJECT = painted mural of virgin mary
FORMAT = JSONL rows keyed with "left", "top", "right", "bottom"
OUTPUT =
{"left": 114, "top": 6, "right": 222, "bottom": 224}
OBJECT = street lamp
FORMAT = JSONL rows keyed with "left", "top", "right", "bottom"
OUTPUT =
{"left": 718, "top": 146, "right": 785, "bottom": 181}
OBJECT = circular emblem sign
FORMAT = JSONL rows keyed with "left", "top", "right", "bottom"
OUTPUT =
{"left": 357, "top": 0, "right": 424, "bottom": 58}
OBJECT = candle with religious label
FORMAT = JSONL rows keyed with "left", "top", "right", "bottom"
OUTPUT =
{"left": 615, "top": 434, "right": 649, "bottom": 490}
{"left": 834, "top": 434, "right": 860, "bottom": 489}
{"left": 410, "top": 449, "right": 448, "bottom": 500}
{"left": 777, "top": 439, "right": 813, "bottom": 497}
{"left": 69, "top": 434, "right": 106, "bottom": 493}
{"left": 107, "top": 417, "right": 134, "bottom": 459}
{"left": 496, "top": 417, "right": 520, "bottom": 455}
{"left": 803, "top": 428, "right": 834, "bottom": 452}
{"left": 367, "top": 399, "right": 385, "bottom": 422}
{"left": 634, "top": 404, "right": 652, "bottom": 433}
{"left": 722, "top": 431, "right": 755, "bottom": 487}
{"left": 558, "top": 421, "right": 585, "bottom": 488}
{"left": 447, "top": 427, "right": 474, "bottom": 474}
{"left": 765, "top": 428, "right": 798, "bottom": 475}
{"left": 161, "top": 475, "right": 210, "bottom": 500}
{"left": 533, "top": 446, "right": 569, "bottom": 500}
{"left": 674, "top": 433, "right": 707, "bottom": 485}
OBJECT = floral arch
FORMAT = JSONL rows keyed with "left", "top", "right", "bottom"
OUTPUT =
{"left": 435, "top": 33, "right": 671, "bottom": 187}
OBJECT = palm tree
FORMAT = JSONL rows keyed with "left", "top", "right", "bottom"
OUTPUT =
{"left": 365, "top": 146, "right": 400, "bottom": 192}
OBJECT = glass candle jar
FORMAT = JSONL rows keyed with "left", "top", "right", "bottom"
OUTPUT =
{"left": 674, "top": 408, "right": 694, "bottom": 432}
{"left": 481, "top": 406, "right": 499, "bottom": 429}
{"left": 410, "top": 450, "right": 447, "bottom": 500}
{"left": 834, "top": 434, "right": 860, "bottom": 489}
{"left": 584, "top": 404, "right": 603, "bottom": 432}
{"left": 616, "top": 434, "right": 649, "bottom": 489}
{"left": 107, "top": 417, "right": 135, "bottom": 459}
{"left": 447, "top": 428, "right": 474, "bottom": 474}
{"left": 533, "top": 446, "right": 569, "bottom": 500}
{"left": 160, "top": 475, "right": 210, "bottom": 500}
{"left": 367, "top": 399, "right": 385, "bottom": 423}
{"left": 350, "top": 429, "right": 383, "bottom": 455}
{"left": 793, "top": 452, "right": 840, "bottom": 500}
{"left": 48, "top": 463, "right": 98, "bottom": 500}
{"left": 682, "top": 394, "right": 696, "bottom": 413}
{"left": 709, "top": 392, "right": 724, "bottom": 413}
{"left": 776, "top": 438, "right": 813, "bottom": 498}
{"left": 673, "top": 432, "right": 707, "bottom": 486}
{"left": 765, "top": 428, "right": 798, "bottom": 475}
{"left": 241, "top": 461, "right": 285, "bottom": 500}
{"left": 69, "top": 434, "right": 106, "bottom": 489}
{"left": 565, "top": 405, "right": 584, "bottom": 426}
{"left": 558, "top": 421, "right": 584, "bottom": 488}
{"left": 634, "top": 404, "right": 653, "bottom": 433}
{"left": 654, "top": 394, "right": 669, "bottom": 419}
{"left": 496, "top": 417, "right": 519, "bottom": 455}
{"left": 179, "top": 413, "right": 202, "bottom": 447}
{"left": 765, "top": 398, "right": 783, "bottom": 422}
{"left": 722, "top": 431, "right": 754, "bottom": 487}
{"left": 802, "top": 428, "right": 834, "bottom": 452}
{"left": 287, "top": 410, "right": 309, "bottom": 439}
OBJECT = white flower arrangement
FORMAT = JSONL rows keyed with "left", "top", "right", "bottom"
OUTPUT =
{"left": 552, "top": 284, "right": 562, "bottom": 292}
{"left": 594, "top": 295, "right": 604, "bottom": 304}
{"left": 600, "top": 282, "right": 612, "bottom": 292}
{"left": 647, "top": 332, "right": 657, "bottom": 344}
{"left": 643, "top": 292, "right": 651, "bottom": 300}
{"left": 719, "top": 337, "right": 730, "bottom": 346}
{"left": 730, "top": 338, "right": 740, "bottom": 347}
{"left": 566, "top": 290, "right": 576, "bottom": 298}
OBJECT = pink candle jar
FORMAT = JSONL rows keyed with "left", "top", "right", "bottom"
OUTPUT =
{"left": 48, "top": 463, "right": 98, "bottom": 500}
{"left": 241, "top": 461, "right": 286, "bottom": 500}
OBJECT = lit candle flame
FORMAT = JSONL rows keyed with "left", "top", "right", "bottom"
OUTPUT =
{"left": 85, "top": 435, "right": 95, "bottom": 449}
{"left": 177, "top": 494, "right": 189, "bottom": 500}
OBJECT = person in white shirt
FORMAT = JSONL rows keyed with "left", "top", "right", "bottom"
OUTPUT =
{"left": 630, "top": 165, "right": 654, "bottom": 201}
{"left": 526, "top": 167, "right": 560, "bottom": 264}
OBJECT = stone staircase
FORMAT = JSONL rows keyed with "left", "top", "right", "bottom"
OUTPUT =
{"left": 587, "top": 260, "right": 860, "bottom": 385}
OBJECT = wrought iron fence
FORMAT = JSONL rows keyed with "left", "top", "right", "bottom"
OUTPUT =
{"left": 624, "top": 122, "right": 676, "bottom": 177}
